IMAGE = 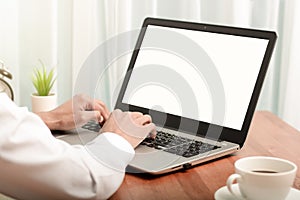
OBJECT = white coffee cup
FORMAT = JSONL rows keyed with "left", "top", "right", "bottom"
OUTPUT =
{"left": 226, "top": 156, "right": 297, "bottom": 200}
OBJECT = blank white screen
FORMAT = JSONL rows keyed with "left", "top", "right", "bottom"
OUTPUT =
{"left": 122, "top": 26, "right": 269, "bottom": 130}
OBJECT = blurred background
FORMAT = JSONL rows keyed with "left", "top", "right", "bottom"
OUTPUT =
{"left": 1, "top": 0, "right": 300, "bottom": 130}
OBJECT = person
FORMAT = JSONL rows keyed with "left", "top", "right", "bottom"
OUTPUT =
{"left": 0, "top": 93, "right": 156, "bottom": 200}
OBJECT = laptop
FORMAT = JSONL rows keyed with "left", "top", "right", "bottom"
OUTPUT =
{"left": 82, "top": 18, "right": 277, "bottom": 174}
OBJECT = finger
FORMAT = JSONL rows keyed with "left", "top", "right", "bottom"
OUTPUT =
{"left": 130, "top": 112, "right": 143, "bottom": 119}
{"left": 140, "top": 123, "right": 156, "bottom": 140}
{"left": 95, "top": 100, "right": 110, "bottom": 117}
{"left": 76, "top": 94, "right": 94, "bottom": 110}
{"left": 76, "top": 111, "right": 101, "bottom": 125}
{"left": 113, "top": 109, "right": 123, "bottom": 115}
{"left": 94, "top": 104, "right": 110, "bottom": 122}
{"left": 135, "top": 114, "right": 152, "bottom": 125}
{"left": 148, "top": 123, "right": 157, "bottom": 136}
{"left": 112, "top": 109, "right": 125, "bottom": 121}
{"left": 91, "top": 106, "right": 106, "bottom": 122}
{"left": 96, "top": 109, "right": 109, "bottom": 123}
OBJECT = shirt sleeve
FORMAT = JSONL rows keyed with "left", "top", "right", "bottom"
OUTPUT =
{"left": 0, "top": 93, "right": 135, "bottom": 200}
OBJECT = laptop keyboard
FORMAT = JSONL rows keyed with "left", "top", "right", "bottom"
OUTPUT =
{"left": 82, "top": 121, "right": 101, "bottom": 132}
{"left": 82, "top": 121, "right": 221, "bottom": 158}
{"left": 142, "top": 131, "right": 221, "bottom": 157}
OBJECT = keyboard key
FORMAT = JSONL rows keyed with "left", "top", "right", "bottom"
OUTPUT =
{"left": 82, "top": 121, "right": 101, "bottom": 132}
{"left": 141, "top": 131, "right": 221, "bottom": 158}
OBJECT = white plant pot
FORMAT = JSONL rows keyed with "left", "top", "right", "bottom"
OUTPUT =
{"left": 31, "top": 93, "right": 57, "bottom": 113}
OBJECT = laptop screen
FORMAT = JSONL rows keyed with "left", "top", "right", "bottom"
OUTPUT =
{"left": 121, "top": 25, "right": 269, "bottom": 131}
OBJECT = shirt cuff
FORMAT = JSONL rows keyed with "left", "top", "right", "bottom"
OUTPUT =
{"left": 85, "top": 132, "right": 135, "bottom": 172}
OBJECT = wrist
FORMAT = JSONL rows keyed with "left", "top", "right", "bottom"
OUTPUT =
{"left": 36, "top": 111, "right": 62, "bottom": 130}
{"left": 113, "top": 131, "right": 143, "bottom": 149}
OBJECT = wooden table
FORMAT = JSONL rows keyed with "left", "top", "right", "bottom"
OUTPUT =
{"left": 1, "top": 111, "right": 298, "bottom": 200}
{"left": 109, "top": 111, "right": 300, "bottom": 200}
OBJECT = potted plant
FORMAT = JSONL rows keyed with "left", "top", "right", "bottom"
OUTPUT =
{"left": 31, "top": 60, "right": 57, "bottom": 113}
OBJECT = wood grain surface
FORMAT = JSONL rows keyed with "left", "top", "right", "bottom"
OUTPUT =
{"left": 110, "top": 111, "right": 300, "bottom": 200}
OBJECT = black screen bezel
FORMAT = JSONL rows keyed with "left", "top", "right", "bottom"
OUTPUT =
{"left": 115, "top": 17, "right": 277, "bottom": 148}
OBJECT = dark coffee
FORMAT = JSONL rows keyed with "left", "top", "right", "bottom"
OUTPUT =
{"left": 252, "top": 170, "right": 278, "bottom": 173}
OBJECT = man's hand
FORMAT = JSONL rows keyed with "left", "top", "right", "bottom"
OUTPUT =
{"left": 101, "top": 109, "right": 156, "bottom": 148}
{"left": 37, "top": 94, "right": 110, "bottom": 130}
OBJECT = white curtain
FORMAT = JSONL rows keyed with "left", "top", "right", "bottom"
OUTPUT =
{"left": 1, "top": 0, "right": 300, "bottom": 130}
{"left": 280, "top": 0, "right": 300, "bottom": 129}
{"left": 0, "top": 0, "right": 57, "bottom": 106}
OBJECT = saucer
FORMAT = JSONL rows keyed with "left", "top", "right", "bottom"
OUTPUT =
{"left": 214, "top": 184, "right": 300, "bottom": 200}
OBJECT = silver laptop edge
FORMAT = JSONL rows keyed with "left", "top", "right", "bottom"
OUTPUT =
{"left": 130, "top": 126, "right": 240, "bottom": 174}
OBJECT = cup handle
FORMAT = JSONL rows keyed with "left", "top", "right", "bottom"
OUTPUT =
{"left": 226, "top": 174, "right": 242, "bottom": 198}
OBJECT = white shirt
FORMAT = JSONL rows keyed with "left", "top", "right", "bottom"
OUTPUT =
{"left": 0, "top": 93, "right": 135, "bottom": 200}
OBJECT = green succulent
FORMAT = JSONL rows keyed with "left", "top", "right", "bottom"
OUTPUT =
{"left": 32, "top": 60, "right": 56, "bottom": 96}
